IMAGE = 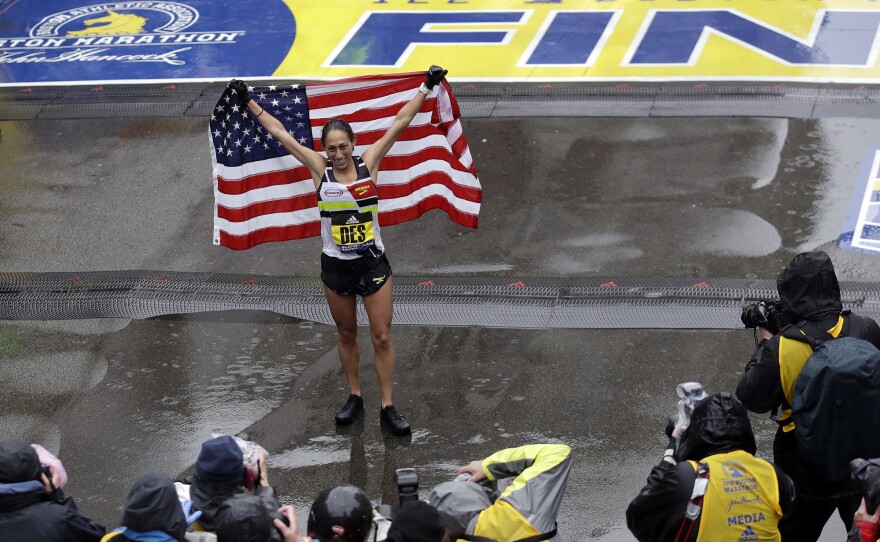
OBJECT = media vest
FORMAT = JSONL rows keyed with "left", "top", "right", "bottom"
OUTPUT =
{"left": 777, "top": 315, "right": 845, "bottom": 432}
{"left": 316, "top": 156, "right": 384, "bottom": 260}
{"left": 688, "top": 450, "right": 782, "bottom": 542}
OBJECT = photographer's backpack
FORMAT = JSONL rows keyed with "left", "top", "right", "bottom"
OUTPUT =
{"left": 785, "top": 320, "right": 880, "bottom": 483}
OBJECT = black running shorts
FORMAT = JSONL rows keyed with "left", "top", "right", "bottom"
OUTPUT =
{"left": 321, "top": 251, "right": 392, "bottom": 297}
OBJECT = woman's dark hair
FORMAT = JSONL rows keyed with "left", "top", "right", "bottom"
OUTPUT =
{"left": 321, "top": 118, "right": 355, "bottom": 146}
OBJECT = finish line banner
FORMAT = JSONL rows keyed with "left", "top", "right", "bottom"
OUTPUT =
{"left": 2, "top": 0, "right": 880, "bottom": 85}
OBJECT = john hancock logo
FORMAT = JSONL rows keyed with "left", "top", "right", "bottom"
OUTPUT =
{"left": 0, "top": 2, "right": 243, "bottom": 66}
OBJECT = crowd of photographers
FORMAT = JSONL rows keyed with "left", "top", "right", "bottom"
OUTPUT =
{"left": 4, "top": 250, "right": 880, "bottom": 542}
{"left": 0, "top": 434, "right": 571, "bottom": 542}
{"left": 628, "top": 250, "right": 880, "bottom": 542}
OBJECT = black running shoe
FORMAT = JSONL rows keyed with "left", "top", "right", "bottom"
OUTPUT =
{"left": 335, "top": 394, "right": 364, "bottom": 425}
{"left": 379, "top": 405, "right": 411, "bottom": 436}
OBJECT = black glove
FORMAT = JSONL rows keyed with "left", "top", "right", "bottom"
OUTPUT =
{"left": 228, "top": 79, "right": 251, "bottom": 104}
{"left": 425, "top": 65, "right": 448, "bottom": 90}
{"left": 665, "top": 416, "right": 677, "bottom": 439}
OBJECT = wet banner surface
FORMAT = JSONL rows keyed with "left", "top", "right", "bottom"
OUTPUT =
{"left": 2, "top": 0, "right": 880, "bottom": 84}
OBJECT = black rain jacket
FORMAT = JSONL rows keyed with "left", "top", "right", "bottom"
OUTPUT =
{"left": 112, "top": 474, "right": 187, "bottom": 541}
{"left": 189, "top": 476, "right": 277, "bottom": 532}
{"left": 0, "top": 440, "right": 105, "bottom": 542}
{"left": 626, "top": 394, "right": 795, "bottom": 542}
{"left": 736, "top": 251, "right": 880, "bottom": 497}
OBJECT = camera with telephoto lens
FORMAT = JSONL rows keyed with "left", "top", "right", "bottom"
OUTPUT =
{"left": 740, "top": 299, "right": 789, "bottom": 335}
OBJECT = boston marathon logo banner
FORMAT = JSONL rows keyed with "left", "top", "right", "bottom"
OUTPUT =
{"left": 3, "top": 0, "right": 880, "bottom": 84}
{"left": 0, "top": 1, "right": 293, "bottom": 84}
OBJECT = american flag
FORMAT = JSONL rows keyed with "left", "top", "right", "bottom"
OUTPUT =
{"left": 210, "top": 72, "right": 481, "bottom": 250}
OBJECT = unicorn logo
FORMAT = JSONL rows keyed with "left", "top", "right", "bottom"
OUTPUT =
{"left": 67, "top": 10, "right": 147, "bottom": 36}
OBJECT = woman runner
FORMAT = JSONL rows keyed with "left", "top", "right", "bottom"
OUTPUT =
{"left": 228, "top": 66, "right": 448, "bottom": 435}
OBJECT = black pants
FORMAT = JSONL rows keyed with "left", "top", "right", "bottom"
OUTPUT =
{"left": 779, "top": 492, "right": 860, "bottom": 542}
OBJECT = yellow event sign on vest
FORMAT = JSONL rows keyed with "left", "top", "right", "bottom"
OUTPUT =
{"left": 279, "top": 0, "right": 880, "bottom": 83}
{"left": 690, "top": 450, "right": 782, "bottom": 542}
{"left": 778, "top": 316, "right": 844, "bottom": 431}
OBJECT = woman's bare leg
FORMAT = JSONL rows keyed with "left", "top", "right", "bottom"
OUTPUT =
{"left": 363, "top": 277, "right": 395, "bottom": 407}
{"left": 324, "top": 286, "right": 360, "bottom": 395}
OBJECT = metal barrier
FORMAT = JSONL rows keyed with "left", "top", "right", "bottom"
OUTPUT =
{"left": 2, "top": 271, "right": 878, "bottom": 329}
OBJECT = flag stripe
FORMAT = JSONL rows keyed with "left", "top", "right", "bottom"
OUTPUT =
{"left": 217, "top": 167, "right": 313, "bottom": 196}
{"left": 310, "top": 88, "right": 422, "bottom": 123}
{"left": 381, "top": 195, "right": 479, "bottom": 229}
{"left": 307, "top": 78, "right": 424, "bottom": 110}
{"left": 377, "top": 169, "right": 483, "bottom": 203}
{"left": 307, "top": 73, "right": 420, "bottom": 96}
{"left": 217, "top": 207, "right": 320, "bottom": 236}
{"left": 214, "top": 154, "right": 303, "bottom": 181}
{"left": 210, "top": 72, "right": 480, "bottom": 249}
{"left": 217, "top": 193, "right": 319, "bottom": 222}
{"left": 381, "top": 183, "right": 480, "bottom": 214}
{"left": 379, "top": 153, "right": 479, "bottom": 185}
{"left": 219, "top": 222, "right": 322, "bottom": 251}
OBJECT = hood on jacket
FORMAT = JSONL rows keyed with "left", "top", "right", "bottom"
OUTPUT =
{"left": 0, "top": 439, "right": 41, "bottom": 484}
{"left": 777, "top": 250, "right": 842, "bottom": 323}
{"left": 426, "top": 481, "right": 493, "bottom": 536}
{"left": 121, "top": 474, "right": 187, "bottom": 541}
{"left": 675, "top": 393, "right": 757, "bottom": 462}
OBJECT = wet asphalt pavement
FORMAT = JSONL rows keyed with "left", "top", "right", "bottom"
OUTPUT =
{"left": 2, "top": 114, "right": 880, "bottom": 540}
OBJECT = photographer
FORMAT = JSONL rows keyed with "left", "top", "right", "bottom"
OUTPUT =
{"left": 102, "top": 474, "right": 190, "bottom": 542}
{"left": 427, "top": 443, "right": 571, "bottom": 542}
{"left": 626, "top": 393, "right": 795, "bottom": 542}
{"left": 736, "top": 251, "right": 880, "bottom": 541}
{"left": 185, "top": 435, "right": 278, "bottom": 533}
{"left": 215, "top": 495, "right": 305, "bottom": 542}
{"left": 306, "top": 484, "right": 374, "bottom": 542}
{"left": 0, "top": 439, "right": 105, "bottom": 541}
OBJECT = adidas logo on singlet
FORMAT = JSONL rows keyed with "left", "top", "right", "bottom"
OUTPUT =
{"left": 738, "top": 526, "right": 759, "bottom": 541}
{"left": 346, "top": 215, "right": 359, "bottom": 224}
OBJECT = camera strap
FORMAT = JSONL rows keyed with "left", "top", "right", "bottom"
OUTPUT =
{"left": 511, "top": 524, "right": 558, "bottom": 542}
{"left": 456, "top": 528, "right": 558, "bottom": 542}
{"left": 673, "top": 462, "right": 710, "bottom": 542}
{"left": 783, "top": 320, "right": 833, "bottom": 349}
{"left": 455, "top": 523, "right": 558, "bottom": 542}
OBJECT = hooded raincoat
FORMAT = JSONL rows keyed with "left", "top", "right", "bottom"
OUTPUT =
{"left": 736, "top": 251, "right": 880, "bottom": 498}
{"left": 626, "top": 393, "right": 794, "bottom": 542}
{"left": 0, "top": 439, "right": 105, "bottom": 542}
{"left": 101, "top": 474, "right": 187, "bottom": 542}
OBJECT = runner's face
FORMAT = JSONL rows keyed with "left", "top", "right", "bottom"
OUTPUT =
{"left": 324, "top": 129, "right": 354, "bottom": 171}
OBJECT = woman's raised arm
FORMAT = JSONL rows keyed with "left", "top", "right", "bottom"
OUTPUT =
{"left": 229, "top": 80, "right": 327, "bottom": 185}
{"left": 361, "top": 66, "right": 447, "bottom": 175}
